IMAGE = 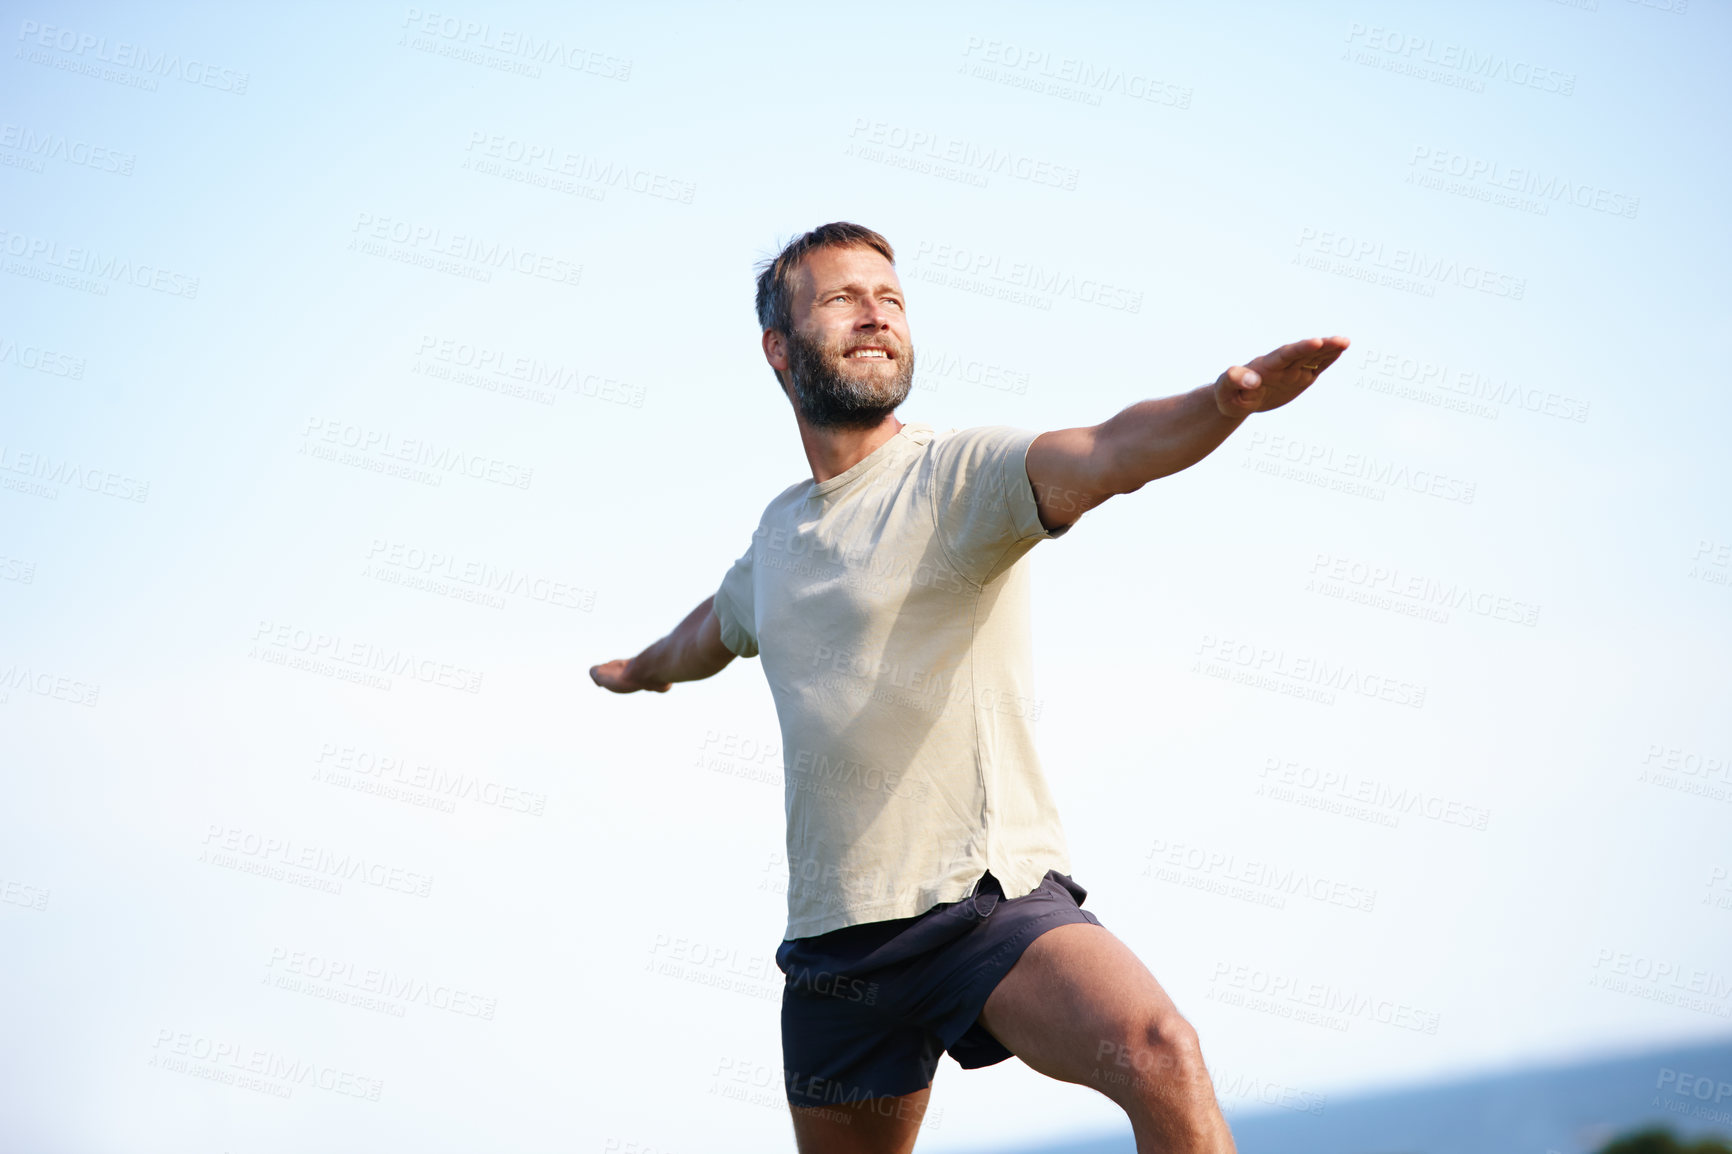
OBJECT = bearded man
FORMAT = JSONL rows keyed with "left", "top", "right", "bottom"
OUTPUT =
{"left": 591, "top": 221, "right": 1348, "bottom": 1154}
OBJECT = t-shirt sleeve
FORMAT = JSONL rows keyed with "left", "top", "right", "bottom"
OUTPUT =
{"left": 928, "top": 425, "right": 1069, "bottom": 587}
{"left": 711, "top": 541, "right": 759, "bottom": 659}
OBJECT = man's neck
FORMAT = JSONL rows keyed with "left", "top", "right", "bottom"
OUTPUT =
{"left": 795, "top": 412, "right": 905, "bottom": 484}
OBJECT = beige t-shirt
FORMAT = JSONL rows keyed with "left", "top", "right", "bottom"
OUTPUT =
{"left": 712, "top": 421, "right": 1074, "bottom": 939}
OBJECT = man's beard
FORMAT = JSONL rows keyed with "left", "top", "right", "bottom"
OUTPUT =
{"left": 784, "top": 327, "right": 915, "bottom": 431}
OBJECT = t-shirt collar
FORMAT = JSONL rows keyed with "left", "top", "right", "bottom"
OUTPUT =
{"left": 807, "top": 421, "right": 933, "bottom": 498}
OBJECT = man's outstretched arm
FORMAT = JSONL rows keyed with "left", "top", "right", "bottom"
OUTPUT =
{"left": 589, "top": 596, "right": 735, "bottom": 694}
{"left": 1026, "top": 334, "right": 1350, "bottom": 531}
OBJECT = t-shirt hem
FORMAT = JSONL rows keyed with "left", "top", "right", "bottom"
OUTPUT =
{"left": 1015, "top": 433, "right": 1071, "bottom": 542}
{"left": 783, "top": 857, "right": 1072, "bottom": 939}
{"left": 784, "top": 880, "right": 983, "bottom": 940}
{"left": 712, "top": 585, "right": 757, "bottom": 658}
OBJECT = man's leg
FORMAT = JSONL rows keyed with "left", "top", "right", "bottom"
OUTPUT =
{"left": 789, "top": 1086, "right": 932, "bottom": 1154}
{"left": 976, "top": 923, "right": 1236, "bottom": 1154}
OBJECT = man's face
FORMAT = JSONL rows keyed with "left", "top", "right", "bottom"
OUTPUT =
{"left": 776, "top": 245, "right": 914, "bottom": 431}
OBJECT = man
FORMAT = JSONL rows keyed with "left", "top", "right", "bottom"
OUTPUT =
{"left": 590, "top": 222, "right": 1348, "bottom": 1154}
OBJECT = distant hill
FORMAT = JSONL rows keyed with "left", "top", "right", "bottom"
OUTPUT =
{"left": 955, "top": 1035, "right": 1732, "bottom": 1154}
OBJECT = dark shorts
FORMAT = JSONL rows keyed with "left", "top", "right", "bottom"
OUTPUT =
{"left": 776, "top": 869, "right": 1103, "bottom": 1107}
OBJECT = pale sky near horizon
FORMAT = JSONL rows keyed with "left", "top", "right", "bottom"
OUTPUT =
{"left": 2, "top": 2, "right": 1729, "bottom": 1151}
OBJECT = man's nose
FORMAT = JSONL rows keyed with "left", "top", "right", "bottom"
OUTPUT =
{"left": 858, "top": 299, "right": 895, "bottom": 329}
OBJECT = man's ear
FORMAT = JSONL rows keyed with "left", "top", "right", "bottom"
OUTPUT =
{"left": 763, "top": 328, "right": 794, "bottom": 397}
{"left": 762, "top": 327, "right": 789, "bottom": 374}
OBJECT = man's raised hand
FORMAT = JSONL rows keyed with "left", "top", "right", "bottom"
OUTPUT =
{"left": 1214, "top": 335, "right": 1351, "bottom": 418}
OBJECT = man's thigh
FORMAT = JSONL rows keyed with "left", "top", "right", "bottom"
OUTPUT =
{"left": 975, "top": 921, "right": 1196, "bottom": 1090}
{"left": 789, "top": 1086, "right": 932, "bottom": 1154}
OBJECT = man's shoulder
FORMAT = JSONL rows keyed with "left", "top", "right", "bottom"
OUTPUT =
{"left": 921, "top": 424, "right": 1042, "bottom": 480}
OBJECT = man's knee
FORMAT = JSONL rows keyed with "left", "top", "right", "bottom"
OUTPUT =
{"left": 1095, "top": 1012, "right": 1215, "bottom": 1114}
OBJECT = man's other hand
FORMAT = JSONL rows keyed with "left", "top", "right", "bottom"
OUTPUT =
{"left": 589, "top": 659, "right": 671, "bottom": 694}
{"left": 1214, "top": 335, "right": 1351, "bottom": 417}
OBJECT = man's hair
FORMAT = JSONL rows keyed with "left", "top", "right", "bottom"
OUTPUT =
{"left": 754, "top": 222, "right": 896, "bottom": 336}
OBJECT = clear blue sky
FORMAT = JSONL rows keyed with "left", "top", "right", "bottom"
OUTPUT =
{"left": 2, "top": 2, "right": 1728, "bottom": 1150}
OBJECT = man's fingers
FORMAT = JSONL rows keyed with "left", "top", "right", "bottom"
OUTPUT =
{"left": 590, "top": 660, "right": 632, "bottom": 691}
{"left": 1250, "top": 335, "right": 1352, "bottom": 375}
{"left": 1299, "top": 344, "right": 1349, "bottom": 378}
{"left": 1308, "top": 336, "right": 1351, "bottom": 370}
{"left": 1256, "top": 337, "right": 1324, "bottom": 371}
